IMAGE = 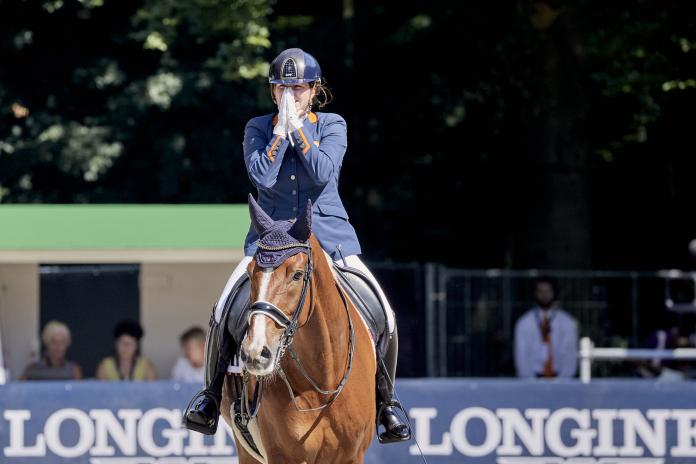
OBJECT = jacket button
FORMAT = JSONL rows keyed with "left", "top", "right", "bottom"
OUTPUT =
{"left": 292, "top": 190, "right": 297, "bottom": 195}
{"left": 290, "top": 174, "right": 296, "bottom": 180}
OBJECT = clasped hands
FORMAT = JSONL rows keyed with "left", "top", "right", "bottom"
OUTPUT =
{"left": 273, "top": 87, "right": 303, "bottom": 139}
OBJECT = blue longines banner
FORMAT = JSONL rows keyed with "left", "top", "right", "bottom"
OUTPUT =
{"left": 1, "top": 379, "right": 696, "bottom": 463}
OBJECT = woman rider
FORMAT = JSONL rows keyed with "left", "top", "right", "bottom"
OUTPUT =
{"left": 183, "top": 48, "right": 410, "bottom": 444}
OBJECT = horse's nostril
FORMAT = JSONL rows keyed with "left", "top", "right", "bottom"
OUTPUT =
{"left": 260, "top": 346, "right": 271, "bottom": 360}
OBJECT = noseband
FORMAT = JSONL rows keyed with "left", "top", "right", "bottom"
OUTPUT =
{"left": 241, "top": 240, "right": 355, "bottom": 420}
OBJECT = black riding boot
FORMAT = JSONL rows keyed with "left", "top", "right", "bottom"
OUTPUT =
{"left": 183, "top": 312, "right": 234, "bottom": 435}
{"left": 376, "top": 324, "right": 411, "bottom": 443}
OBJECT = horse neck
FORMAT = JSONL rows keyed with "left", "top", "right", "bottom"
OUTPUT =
{"left": 284, "top": 238, "right": 350, "bottom": 388}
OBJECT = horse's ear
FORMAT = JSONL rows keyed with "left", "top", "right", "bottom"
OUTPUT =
{"left": 288, "top": 198, "right": 312, "bottom": 242}
{"left": 248, "top": 193, "right": 274, "bottom": 234}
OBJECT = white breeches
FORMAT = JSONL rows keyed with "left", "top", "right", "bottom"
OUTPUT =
{"left": 214, "top": 255, "right": 254, "bottom": 322}
{"left": 213, "top": 251, "right": 396, "bottom": 334}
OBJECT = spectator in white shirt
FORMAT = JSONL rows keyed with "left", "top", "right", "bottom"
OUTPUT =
{"left": 171, "top": 327, "right": 206, "bottom": 384}
{"left": 514, "top": 277, "right": 578, "bottom": 379}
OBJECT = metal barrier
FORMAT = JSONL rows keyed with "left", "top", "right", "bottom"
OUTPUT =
{"left": 5, "top": 262, "right": 691, "bottom": 380}
{"left": 361, "top": 264, "right": 696, "bottom": 377}
{"left": 0, "top": 326, "right": 5, "bottom": 385}
{"left": 423, "top": 267, "right": 696, "bottom": 377}
{"left": 579, "top": 336, "right": 696, "bottom": 383}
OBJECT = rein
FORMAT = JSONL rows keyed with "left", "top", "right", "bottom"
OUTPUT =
{"left": 240, "top": 241, "right": 355, "bottom": 421}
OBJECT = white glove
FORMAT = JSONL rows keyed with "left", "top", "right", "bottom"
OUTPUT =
{"left": 273, "top": 89, "right": 289, "bottom": 137}
{"left": 286, "top": 87, "right": 303, "bottom": 132}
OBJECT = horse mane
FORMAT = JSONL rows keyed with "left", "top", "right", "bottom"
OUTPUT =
{"left": 308, "top": 233, "right": 333, "bottom": 281}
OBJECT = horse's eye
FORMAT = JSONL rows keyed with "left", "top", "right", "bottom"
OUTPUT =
{"left": 293, "top": 271, "right": 304, "bottom": 281}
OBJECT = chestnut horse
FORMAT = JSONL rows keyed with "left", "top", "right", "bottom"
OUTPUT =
{"left": 220, "top": 195, "right": 376, "bottom": 463}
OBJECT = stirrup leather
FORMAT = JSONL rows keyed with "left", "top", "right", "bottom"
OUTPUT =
{"left": 232, "top": 394, "right": 261, "bottom": 455}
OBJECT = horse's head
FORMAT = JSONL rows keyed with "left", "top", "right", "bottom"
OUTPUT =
{"left": 241, "top": 193, "right": 314, "bottom": 377}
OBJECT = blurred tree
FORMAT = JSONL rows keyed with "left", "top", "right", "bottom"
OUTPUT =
{"left": 582, "top": 0, "right": 696, "bottom": 268}
{"left": 0, "top": 0, "right": 272, "bottom": 202}
{"left": 0, "top": 0, "right": 694, "bottom": 269}
{"left": 282, "top": 0, "right": 695, "bottom": 269}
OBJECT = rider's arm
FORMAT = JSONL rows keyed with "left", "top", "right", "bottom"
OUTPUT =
{"left": 243, "top": 118, "right": 290, "bottom": 189}
{"left": 288, "top": 114, "right": 347, "bottom": 186}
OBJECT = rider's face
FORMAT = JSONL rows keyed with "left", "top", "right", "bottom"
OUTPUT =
{"left": 272, "top": 83, "right": 316, "bottom": 118}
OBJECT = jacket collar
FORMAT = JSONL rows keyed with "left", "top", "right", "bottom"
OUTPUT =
{"left": 272, "top": 111, "right": 318, "bottom": 126}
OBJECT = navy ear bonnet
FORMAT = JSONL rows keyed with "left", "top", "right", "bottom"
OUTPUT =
{"left": 248, "top": 193, "right": 312, "bottom": 268}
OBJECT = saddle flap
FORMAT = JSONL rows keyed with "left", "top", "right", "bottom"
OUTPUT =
{"left": 221, "top": 275, "right": 252, "bottom": 347}
{"left": 332, "top": 263, "right": 389, "bottom": 357}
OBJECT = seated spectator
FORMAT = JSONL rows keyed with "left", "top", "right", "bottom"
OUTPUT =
{"left": 171, "top": 326, "right": 206, "bottom": 383}
{"left": 96, "top": 320, "right": 156, "bottom": 381}
{"left": 514, "top": 277, "right": 578, "bottom": 378}
{"left": 20, "top": 320, "right": 82, "bottom": 381}
{"left": 638, "top": 324, "right": 693, "bottom": 381}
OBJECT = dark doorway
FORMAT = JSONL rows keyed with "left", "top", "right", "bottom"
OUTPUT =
{"left": 39, "top": 264, "right": 140, "bottom": 378}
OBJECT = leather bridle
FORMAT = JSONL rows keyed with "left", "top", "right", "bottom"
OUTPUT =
{"left": 240, "top": 240, "right": 355, "bottom": 421}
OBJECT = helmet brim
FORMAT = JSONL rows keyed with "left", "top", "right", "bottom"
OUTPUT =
{"left": 269, "top": 78, "right": 319, "bottom": 85}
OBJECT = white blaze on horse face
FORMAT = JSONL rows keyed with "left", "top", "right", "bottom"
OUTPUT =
{"left": 256, "top": 267, "right": 273, "bottom": 302}
{"left": 244, "top": 268, "right": 281, "bottom": 376}
{"left": 246, "top": 315, "right": 269, "bottom": 366}
{"left": 248, "top": 268, "right": 273, "bottom": 353}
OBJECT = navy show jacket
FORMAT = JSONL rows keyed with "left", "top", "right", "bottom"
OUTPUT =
{"left": 242, "top": 111, "right": 362, "bottom": 260}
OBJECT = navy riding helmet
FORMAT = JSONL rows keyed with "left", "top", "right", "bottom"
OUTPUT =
{"left": 268, "top": 48, "right": 321, "bottom": 85}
